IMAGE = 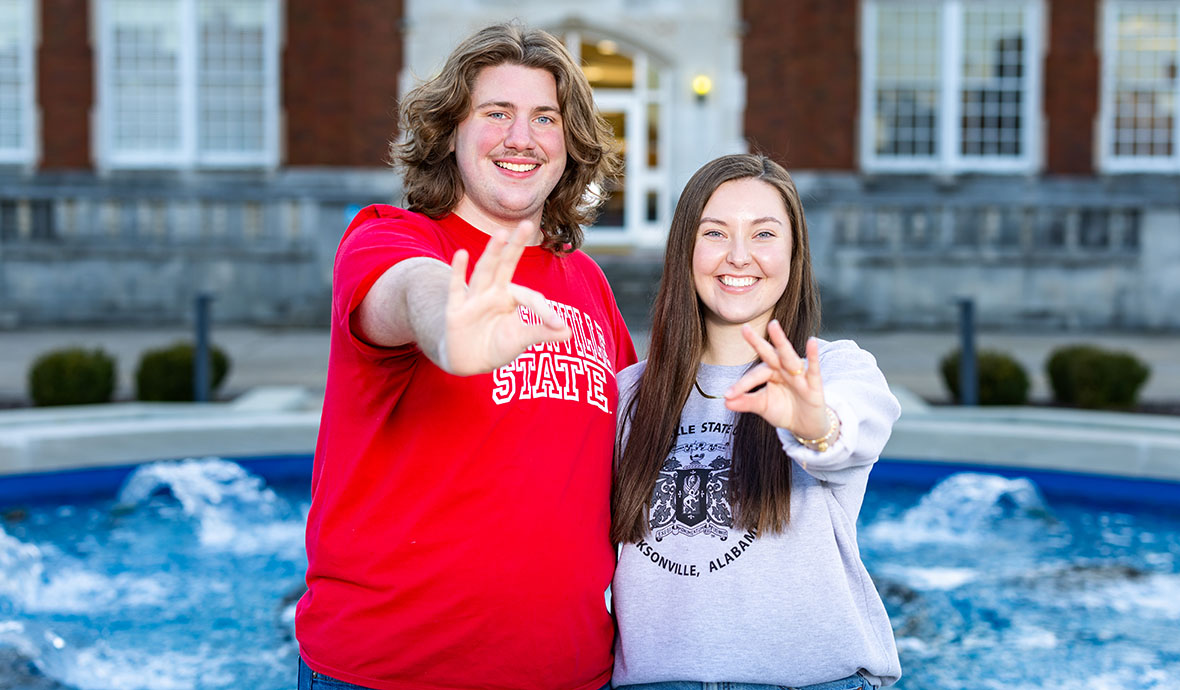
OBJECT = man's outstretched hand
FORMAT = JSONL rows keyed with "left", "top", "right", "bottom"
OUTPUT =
{"left": 441, "top": 222, "right": 571, "bottom": 376}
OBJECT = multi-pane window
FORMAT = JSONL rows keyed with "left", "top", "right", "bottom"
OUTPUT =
{"left": 200, "top": 1, "right": 269, "bottom": 155}
{"left": 1102, "top": 2, "right": 1180, "bottom": 171}
{"left": 0, "top": 0, "right": 35, "bottom": 165}
{"left": 862, "top": 0, "right": 1042, "bottom": 173}
{"left": 98, "top": 0, "right": 278, "bottom": 169}
{"left": 961, "top": 6, "right": 1026, "bottom": 157}
{"left": 108, "top": 2, "right": 182, "bottom": 154}
{"left": 871, "top": 5, "right": 940, "bottom": 158}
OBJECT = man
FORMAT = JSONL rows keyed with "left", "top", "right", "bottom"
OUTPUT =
{"left": 295, "top": 22, "right": 636, "bottom": 690}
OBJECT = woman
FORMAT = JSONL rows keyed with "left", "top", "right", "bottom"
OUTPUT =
{"left": 611, "top": 154, "right": 902, "bottom": 689}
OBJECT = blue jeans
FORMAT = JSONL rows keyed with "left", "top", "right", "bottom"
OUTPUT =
{"left": 297, "top": 658, "right": 372, "bottom": 690}
{"left": 298, "top": 657, "right": 612, "bottom": 690}
{"left": 615, "top": 673, "right": 874, "bottom": 690}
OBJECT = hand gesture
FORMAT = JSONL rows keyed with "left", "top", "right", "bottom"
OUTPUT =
{"left": 442, "top": 221, "right": 571, "bottom": 376}
{"left": 723, "top": 320, "right": 829, "bottom": 439}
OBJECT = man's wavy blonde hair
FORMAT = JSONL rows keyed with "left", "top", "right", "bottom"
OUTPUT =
{"left": 393, "top": 22, "right": 620, "bottom": 252}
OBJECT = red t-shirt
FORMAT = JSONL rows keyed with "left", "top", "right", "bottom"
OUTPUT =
{"left": 296, "top": 205, "right": 637, "bottom": 690}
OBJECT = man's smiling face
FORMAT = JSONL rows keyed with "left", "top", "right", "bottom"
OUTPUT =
{"left": 451, "top": 62, "right": 568, "bottom": 236}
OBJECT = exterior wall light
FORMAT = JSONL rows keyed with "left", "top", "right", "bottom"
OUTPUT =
{"left": 691, "top": 74, "right": 713, "bottom": 102}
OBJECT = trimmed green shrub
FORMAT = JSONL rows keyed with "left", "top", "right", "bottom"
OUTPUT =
{"left": 939, "top": 348, "right": 1030, "bottom": 405}
{"left": 28, "top": 347, "right": 117, "bottom": 406}
{"left": 135, "top": 342, "right": 230, "bottom": 402}
{"left": 1046, "top": 344, "right": 1150, "bottom": 410}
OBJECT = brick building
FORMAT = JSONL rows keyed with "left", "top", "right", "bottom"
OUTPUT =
{"left": 1, "top": 0, "right": 1178, "bottom": 330}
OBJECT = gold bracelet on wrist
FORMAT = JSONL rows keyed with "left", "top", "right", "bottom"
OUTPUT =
{"left": 792, "top": 406, "right": 841, "bottom": 452}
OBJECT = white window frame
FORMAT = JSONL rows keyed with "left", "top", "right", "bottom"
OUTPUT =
{"left": 860, "top": 0, "right": 1044, "bottom": 174}
{"left": 1099, "top": 0, "right": 1180, "bottom": 172}
{"left": 564, "top": 30, "right": 673, "bottom": 249}
{"left": 94, "top": 0, "right": 281, "bottom": 170}
{"left": 0, "top": 0, "right": 38, "bottom": 167}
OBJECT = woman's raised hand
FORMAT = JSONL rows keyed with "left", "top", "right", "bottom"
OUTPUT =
{"left": 442, "top": 221, "right": 571, "bottom": 376}
{"left": 724, "top": 320, "right": 830, "bottom": 439}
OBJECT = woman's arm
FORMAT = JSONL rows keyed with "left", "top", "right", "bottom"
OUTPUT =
{"left": 778, "top": 338, "right": 900, "bottom": 483}
{"left": 724, "top": 322, "right": 900, "bottom": 484}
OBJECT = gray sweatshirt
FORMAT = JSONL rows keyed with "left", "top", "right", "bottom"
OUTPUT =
{"left": 611, "top": 339, "right": 902, "bottom": 688}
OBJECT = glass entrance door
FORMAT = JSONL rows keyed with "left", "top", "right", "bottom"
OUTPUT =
{"left": 565, "top": 32, "right": 670, "bottom": 247}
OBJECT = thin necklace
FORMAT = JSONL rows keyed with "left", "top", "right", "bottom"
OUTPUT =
{"left": 694, "top": 356, "right": 762, "bottom": 399}
{"left": 693, "top": 379, "right": 720, "bottom": 399}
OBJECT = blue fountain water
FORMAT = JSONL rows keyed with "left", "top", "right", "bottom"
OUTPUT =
{"left": 860, "top": 473, "right": 1180, "bottom": 689}
{"left": 0, "top": 458, "right": 307, "bottom": 690}
{"left": 0, "top": 459, "right": 1178, "bottom": 689}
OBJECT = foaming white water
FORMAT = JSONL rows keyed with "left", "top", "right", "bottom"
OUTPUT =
{"left": 0, "top": 619, "right": 72, "bottom": 684}
{"left": 37, "top": 639, "right": 234, "bottom": 690}
{"left": 1009, "top": 625, "right": 1058, "bottom": 649}
{"left": 38, "top": 570, "right": 171, "bottom": 613}
{"left": 865, "top": 472, "right": 1051, "bottom": 546}
{"left": 1084, "top": 668, "right": 1169, "bottom": 690}
{"left": 0, "top": 527, "right": 105, "bottom": 613}
{"left": 894, "top": 636, "right": 930, "bottom": 655}
{"left": 0, "top": 525, "right": 170, "bottom": 614}
{"left": 0, "top": 526, "right": 46, "bottom": 607}
{"left": 882, "top": 565, "right": 979, "bottom": 590}
{"left": 1074, "top": 572, "right": 1180, "bottom": 618}
{"left": 117, "top": 457, "right": 301, "bottom": 554}
{"left": 0, "top": 619, "right": 37, "bottom": 658}
{"left": 1, "top": 614, "right": 281, "bottom": 690}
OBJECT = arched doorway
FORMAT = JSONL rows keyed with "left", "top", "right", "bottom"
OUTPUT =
{"left": 562, "top": 31, "right": 671, "bottom": 247}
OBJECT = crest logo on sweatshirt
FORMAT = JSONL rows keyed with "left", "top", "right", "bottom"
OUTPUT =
{"left": 635, "top": 431, "right": 761, "bottom": 577}
{"left": 650, "top": 441, "right": 732, "bottom": 541}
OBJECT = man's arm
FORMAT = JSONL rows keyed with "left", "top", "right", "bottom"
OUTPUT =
{"left": 353, "top": 223, "right": 571, "bottom": 376}
{"left": 354, "top": 255, "right": 452, "bottom": 355}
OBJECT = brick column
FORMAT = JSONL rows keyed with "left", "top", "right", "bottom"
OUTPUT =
{"left": 38, "top": 0, "right": 94, "bottom": 169}
{"left": 284, "top": 0, "right": 404, "bottom": 167}
{"left": 741, "top": 0, "right": 859, "bottom": 170}
{"left": 1044, "top": 0, "right": 1099, "bottom": 175}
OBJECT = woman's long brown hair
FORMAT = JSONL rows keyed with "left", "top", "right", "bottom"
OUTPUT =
{"left": 611, "top": 154, "right": 821, "bottom": 544}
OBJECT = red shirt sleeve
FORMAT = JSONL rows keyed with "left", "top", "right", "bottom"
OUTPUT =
{"left": 332, "top": 205, "right": 450, "bottom": 361}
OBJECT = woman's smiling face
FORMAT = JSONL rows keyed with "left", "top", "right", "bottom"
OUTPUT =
{"left": 692, "top": 177, "right": 793, "bottom": 336}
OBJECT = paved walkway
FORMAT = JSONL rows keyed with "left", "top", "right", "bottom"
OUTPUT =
{"left": 1, "top": 325, "right": 1178, "bottom": 407}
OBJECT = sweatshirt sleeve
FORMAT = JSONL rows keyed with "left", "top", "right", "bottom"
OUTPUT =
{"left": 776, "top": 339, "right": 901, "bottom": 484}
